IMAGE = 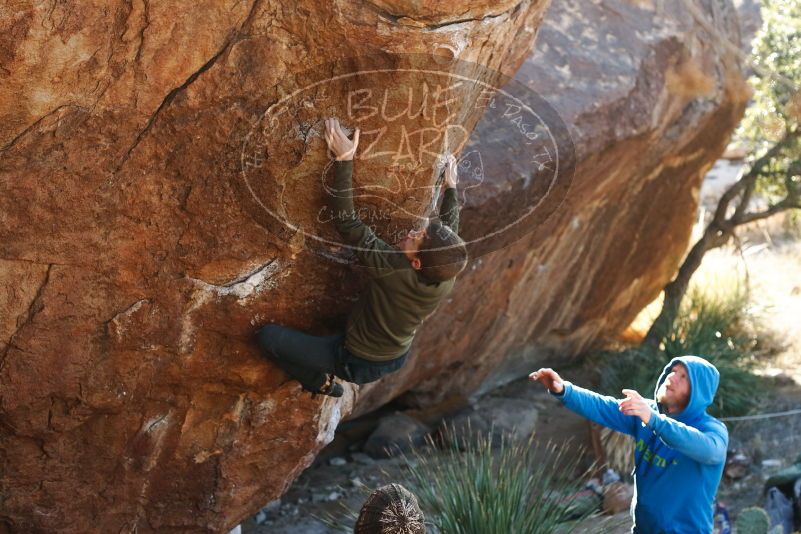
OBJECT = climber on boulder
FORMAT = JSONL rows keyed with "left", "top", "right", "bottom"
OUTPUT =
{"left": 256, "top": 117, "right": 468, "bottom": 397}
{"left": 529, "top": 357, "right": 728, "bottom": 533}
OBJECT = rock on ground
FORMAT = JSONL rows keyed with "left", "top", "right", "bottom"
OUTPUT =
{"left": 440, "top": 396, "right": 539, "bottom": 446}
{"left": 362, "top": 413, "right": 430, "bottom": 459}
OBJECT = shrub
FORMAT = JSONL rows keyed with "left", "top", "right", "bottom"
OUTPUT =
{"left": 400, "top": 428, "right": 596, "bottom": 534}
{"left": 665, "top": 284, "right": 764, "bottom": 417}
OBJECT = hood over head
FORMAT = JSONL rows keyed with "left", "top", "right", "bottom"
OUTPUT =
{"left": 654, "top": 355, "right": 720, "bottom": 420}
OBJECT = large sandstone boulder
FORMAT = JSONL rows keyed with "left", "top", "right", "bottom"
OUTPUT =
{"left": 0, "top": 1, "right": 548, "bottom": 532}
{"left": 0, "top": 0, "right": 749, "bottom": 532}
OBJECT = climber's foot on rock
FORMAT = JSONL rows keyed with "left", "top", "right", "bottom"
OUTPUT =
{"left": 306, "top": 374, "right": 344, "bottom": 398}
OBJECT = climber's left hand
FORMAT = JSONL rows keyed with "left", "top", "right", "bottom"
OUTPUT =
{"left": 324, "top": 118, "right": 360, "bottom": 161}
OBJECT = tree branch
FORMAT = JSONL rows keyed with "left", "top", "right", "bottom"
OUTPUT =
{"left": 732, "top": 178, "right": 756, "bottom": 221}
{"left": 736, "top": 198, "right": 801, "bottom": 225}
{"left": 712, "top": 128, "right": 799, "bottom": 226}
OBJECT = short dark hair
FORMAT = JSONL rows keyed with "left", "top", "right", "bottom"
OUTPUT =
{"left": 418, "top": 220, "right": 468, "bottom": 282}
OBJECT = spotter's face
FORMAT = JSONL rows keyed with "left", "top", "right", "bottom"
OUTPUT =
{"left": 657, "top": 363, "right": 691, "bottom": 412}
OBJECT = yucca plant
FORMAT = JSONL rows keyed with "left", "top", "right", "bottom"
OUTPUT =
{"left": 399, "top": 427, "right": 597, "bottom": 534}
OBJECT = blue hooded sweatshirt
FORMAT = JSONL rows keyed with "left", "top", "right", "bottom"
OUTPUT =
{"left": 552, "top": 356, "right": 728, "bottom": 533}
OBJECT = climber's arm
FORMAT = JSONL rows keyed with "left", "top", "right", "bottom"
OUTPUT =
{"left": 325, "top": 118, "right": 402, "bottom": 273}
{"left": 330, "top": 160, "right": 400, "bottom": 271}
{"left": 439, "top": 155, "right": 460, "bottom": 234}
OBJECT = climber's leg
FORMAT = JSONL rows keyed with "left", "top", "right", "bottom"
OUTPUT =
{"left": 337, "top": 349, "right": 410, "bottom": 385}
{"left": 255, "top": 324, "right": 342, "bottom": 392}
{"left": 256, "top": 324, "right": 410, "bottom": 390}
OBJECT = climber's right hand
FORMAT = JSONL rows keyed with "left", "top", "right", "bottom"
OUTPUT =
{"left": 324, "top": 118, "right": 360, "bottom": 161}
{"left": 528, "top": 368, "right": 565, "bottom": 394}
{"left": 444, "top": 154, "right": 458, "bottom": 189}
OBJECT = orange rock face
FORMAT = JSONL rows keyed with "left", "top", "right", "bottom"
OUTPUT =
{"left": 0, "top": 1, "right": 549, "bottom": 532}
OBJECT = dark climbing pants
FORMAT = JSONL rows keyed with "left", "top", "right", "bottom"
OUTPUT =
{"left": 255, "top": 324, "right": 408, "bottom": 391}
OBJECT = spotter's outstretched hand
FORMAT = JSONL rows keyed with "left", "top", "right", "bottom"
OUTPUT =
{"left": 528, "top": 368, "right": 565, "bottom": 394}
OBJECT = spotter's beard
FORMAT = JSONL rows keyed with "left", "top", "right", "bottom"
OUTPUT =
{"left": 656, "top": 382, "right": 669, "bottom": 405}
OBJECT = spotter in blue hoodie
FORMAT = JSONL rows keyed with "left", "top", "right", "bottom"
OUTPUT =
{"left": 552, "top": 356, "right": 728, "bottom": 533}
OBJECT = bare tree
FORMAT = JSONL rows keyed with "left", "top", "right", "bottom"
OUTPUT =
{"left": 643, "top": 127, "right": 800, "bottom": 347}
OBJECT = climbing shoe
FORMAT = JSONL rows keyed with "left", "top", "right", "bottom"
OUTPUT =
{"left": 307, "top": 374, "right": 344, "bottom": 398}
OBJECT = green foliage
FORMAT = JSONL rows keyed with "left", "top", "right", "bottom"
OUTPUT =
{"left": 600, "top": 282, "right": 766, "bottom": 418}
{"left": 664, "top": 284, "right": 764, "bottom": 417}
{"left": 740, "top": 0, "right": 801, "bottom": 141}
{"left": 734, "top": 506, "right": 771, "bottom": 534}
{"left": 400, "top": 430, "right": 596, "bottom": 534}
{"left": 736, "top": 0, "right": 801, "bottom": 203}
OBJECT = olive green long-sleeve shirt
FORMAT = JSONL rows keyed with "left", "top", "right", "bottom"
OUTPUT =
{"left": 331, "top": 160, "right": 459, "bottom": 361}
